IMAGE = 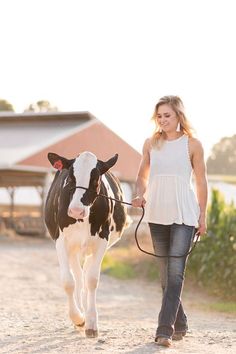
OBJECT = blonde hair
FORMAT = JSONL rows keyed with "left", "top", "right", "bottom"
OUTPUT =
{"left": 151, "top": 95, "right": 194, "bottom": 148}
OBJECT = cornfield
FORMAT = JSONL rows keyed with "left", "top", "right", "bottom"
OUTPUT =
{"left": 188, "top": 188, "right": 236, "bottom": 300}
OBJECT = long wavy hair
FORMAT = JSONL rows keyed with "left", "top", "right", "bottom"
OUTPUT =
{"left": 151, "top": 95, "right": 194, "bottom": 148}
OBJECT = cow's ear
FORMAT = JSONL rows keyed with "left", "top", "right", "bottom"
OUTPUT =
{"left": 47, "top": 152, "right": 74, "bottom": 170}
{"left": 97, "top": 153, "right": 118, "bottom": 175}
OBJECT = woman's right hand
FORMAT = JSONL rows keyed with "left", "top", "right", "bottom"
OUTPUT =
{"left": 131, "top": 196, "right": 146, "bottom": 208}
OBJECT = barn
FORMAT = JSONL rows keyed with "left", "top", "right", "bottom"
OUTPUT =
{"left": 0, "top": 111, "right": 141, "bottom": 236}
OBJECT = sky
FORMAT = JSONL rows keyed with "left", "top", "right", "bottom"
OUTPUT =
{"left": 1, "top": 0, "right": 236, "bottom": 159}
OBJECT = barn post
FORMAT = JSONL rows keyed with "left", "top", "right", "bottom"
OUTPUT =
{"left": 7, "top": 187, "right": 15, "bottom": 228}
{"left": 36, "top": 185, "right": 46, "bottom": 237}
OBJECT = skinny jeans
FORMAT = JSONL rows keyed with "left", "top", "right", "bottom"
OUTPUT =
{"left": 149, "top": 223, "right": 196, "bottom": 339}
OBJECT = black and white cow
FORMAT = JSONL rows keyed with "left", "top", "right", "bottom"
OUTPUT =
{"left": 45, "top": 151, "right": 129, "bottom": 337}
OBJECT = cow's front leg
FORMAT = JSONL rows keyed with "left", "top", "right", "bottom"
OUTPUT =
{"left": 84, "top": 238, "right": 107, "bottom": 338}
{"left": 56, "top": 235, "right": 85, "bottom": 326}
{"left": 70, "top": 253, "right": 85, "bottom": 326}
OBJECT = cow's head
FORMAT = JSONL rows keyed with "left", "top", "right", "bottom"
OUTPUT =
{"left": 48, "top": 151, "right": 118, "bottom": 220}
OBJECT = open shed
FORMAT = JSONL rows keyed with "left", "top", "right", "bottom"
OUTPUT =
{"left": 0, "top": 165, "right": 51, "bottom": 235}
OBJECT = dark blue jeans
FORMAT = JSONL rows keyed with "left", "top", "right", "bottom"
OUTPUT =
{"left": 149, "top": 223, "right": 196, "bottom": 339}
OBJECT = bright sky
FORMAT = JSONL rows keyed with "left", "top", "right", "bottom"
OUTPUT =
{"left": 1, "top": 0, "right": 236, "bottom": 158}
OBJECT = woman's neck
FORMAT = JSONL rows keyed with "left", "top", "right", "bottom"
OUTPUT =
{"left": 164, "top": 132, "right": 183, "bottom": 141}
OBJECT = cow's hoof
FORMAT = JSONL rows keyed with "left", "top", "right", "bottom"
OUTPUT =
{"left": 85, "top": 329, "right": 98, "bottom": 338}
{"left": 74, "top": 321, "right": 85, "bottom": 328}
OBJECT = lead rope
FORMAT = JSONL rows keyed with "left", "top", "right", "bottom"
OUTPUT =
{"left": 74, "top": 186, "right": 200, "bottom": 258}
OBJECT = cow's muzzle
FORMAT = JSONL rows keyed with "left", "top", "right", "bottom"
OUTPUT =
{"left": 68, "top": 206, "right": 88, "bottom": 220}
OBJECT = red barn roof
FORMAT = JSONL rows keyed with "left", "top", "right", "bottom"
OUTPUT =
{"left": 0, "top": 111, "right": 141, "bottom": 182}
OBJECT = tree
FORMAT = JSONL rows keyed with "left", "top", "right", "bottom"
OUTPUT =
{"left": 0, "top": 99, "right": 14, "bottom": 112}
{"left": 24, "top": 100, "right": 58, "bottom": 112}
{"left": 207, "top": 135, "right": 236, "bottom": 175}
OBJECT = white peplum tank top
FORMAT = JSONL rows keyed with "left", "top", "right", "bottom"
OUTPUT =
{"left": 144, "top": 134, "right": 200, "bottom": 227}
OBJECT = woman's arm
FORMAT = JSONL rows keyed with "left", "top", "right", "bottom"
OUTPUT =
{"left": 132, "top": 138, "right": 151, "bottom": 207}
{"left": 190, "top": 138, "right": 208, "bottom": 235}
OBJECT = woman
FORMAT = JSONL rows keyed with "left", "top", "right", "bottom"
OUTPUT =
{"left": 132, "top": 95, "right": 208, "bottom": 347}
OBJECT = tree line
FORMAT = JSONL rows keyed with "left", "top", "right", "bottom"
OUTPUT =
{"left": 0, "top": 98, "right": 58, "bottom": 113}
{"left": 1, "top": 98, "right": 236, "bottom": 175}
{"left": 206, "top": 135, "right": 236, "bottom": 175}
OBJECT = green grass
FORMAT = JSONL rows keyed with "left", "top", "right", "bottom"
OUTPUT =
{"left": 102, "top": 254, "right": 136, "bottom": 279}
{"left": 201, "top": 301, "right": 236, "bottom": 314}
{"left": 101, "top": 250, "right": 159, "bottom": 280}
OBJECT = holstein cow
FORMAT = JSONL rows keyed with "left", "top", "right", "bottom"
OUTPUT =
{"left": 45, "top": 151, "right": 129, "bottom": 337}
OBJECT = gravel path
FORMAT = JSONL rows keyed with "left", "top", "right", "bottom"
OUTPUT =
{"left": 0, "top": 235, "right": 235, "bottom": 353}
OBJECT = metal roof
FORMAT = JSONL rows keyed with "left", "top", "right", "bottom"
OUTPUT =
{"left": 0, "top": 112, "right": 95, "bottom": 166}
{"left": 0, "top": 111, "right": 95, "bottom": 122}
{"left": 0, "top": 166, "right": 49, "bottom": 187}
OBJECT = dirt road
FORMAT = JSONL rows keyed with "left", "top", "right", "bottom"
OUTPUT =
{"left": 0, "top": 235, "right": 235, "bottom": 353}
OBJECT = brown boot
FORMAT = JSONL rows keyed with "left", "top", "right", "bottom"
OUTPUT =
{"left": 172, "top": 330, "right": 186, "bottom": 340}
{"left": 156, "top": 337, "right": 172, "bottom": 347}
{"left": 172, "top": 332, "right": 183, "bottom": 341}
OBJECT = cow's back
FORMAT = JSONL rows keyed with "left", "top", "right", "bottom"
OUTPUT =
{"left": 105, "top": 171, "right": 127, "bottom": 233}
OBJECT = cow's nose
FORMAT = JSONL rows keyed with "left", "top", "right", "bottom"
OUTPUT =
{"left": 68, "top": 207, "right": 85, "bottom": 220}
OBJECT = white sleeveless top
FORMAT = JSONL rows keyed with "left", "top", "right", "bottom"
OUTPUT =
{"left": 144, "top": 135, "right": 200, "bottom": 227}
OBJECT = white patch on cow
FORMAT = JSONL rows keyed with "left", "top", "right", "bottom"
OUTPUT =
{"left": 63, "top": 219, "right": 91, "bottom": 256}
{"left": 62, "top": 220, "right": 108, "bottom": 257}
{"left": 68, "top": 152, "right": 97, "bottom": 219}
{"left": 63, "top": 177, "right": 69, "bottom": 188}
